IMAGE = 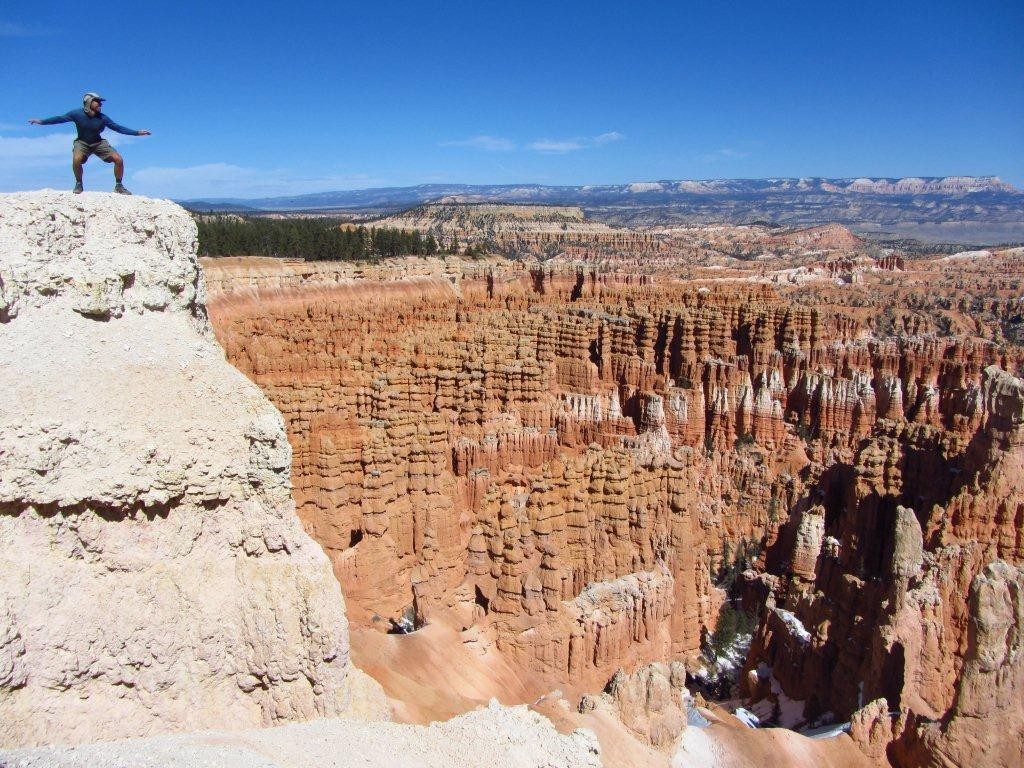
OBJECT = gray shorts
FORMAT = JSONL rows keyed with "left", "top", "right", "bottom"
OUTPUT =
{"left": 73, "top": 139, "right": 118, "bottom": 161}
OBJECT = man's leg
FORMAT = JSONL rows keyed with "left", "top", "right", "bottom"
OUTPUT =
{"left": 93, "top": 142, "right": 130, "bottom": 193}
{"left": 106, "top": 152, "right": 124, "bottom": 184}
{"left": 105, "top": 152, "right": 131, "bottom": 194}
{"left": 72, "top": 153, "right": 86, "bottom": 192}
{"left": 72, "top": 153, "right": 85, "bottom": 183}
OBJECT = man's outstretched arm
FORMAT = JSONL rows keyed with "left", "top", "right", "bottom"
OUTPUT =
{"left": 29, "top": 113, "right": 73, "bottom": 125}
{"left": 101, "top": 115, "right": 151, "bottom": 136}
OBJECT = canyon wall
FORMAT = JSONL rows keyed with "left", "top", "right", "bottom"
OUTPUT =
{"left": 745, "top": 364, "right": 1024, "bottom": 767}
{"left": 0, "top": 193, "right": 355, "bottom": 747}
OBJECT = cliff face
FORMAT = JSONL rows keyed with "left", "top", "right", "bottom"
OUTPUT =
{"left": 199, "top": 254, "right": 466, "bottom": 296}
{"left": 745, "top": 364, "right": 1024, "bottom": 767}
{"left": 0, "top": 193, "right": 353, "bottom": 747}
{"left": 208, "top": 274, "right": 776, "bottom": 693}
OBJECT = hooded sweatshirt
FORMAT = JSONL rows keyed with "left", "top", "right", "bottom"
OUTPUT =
{"left": 37, "top": 95, "right": 141, "bottom": 144}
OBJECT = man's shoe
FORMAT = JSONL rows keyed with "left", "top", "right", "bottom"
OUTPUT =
{"left": 114, "top": 183, "right": 132, "bottom": 195}
{"left": 73, "top": 182, "right": 84, "bottom": 194}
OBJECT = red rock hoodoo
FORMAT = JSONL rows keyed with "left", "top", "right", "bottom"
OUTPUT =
{"left": 204, "top": 243, "right": 1023, "bottom": 766}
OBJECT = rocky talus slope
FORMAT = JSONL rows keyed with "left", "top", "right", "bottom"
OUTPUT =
{"left": 205, "top": 253, "right": 1023, "bottom": 767}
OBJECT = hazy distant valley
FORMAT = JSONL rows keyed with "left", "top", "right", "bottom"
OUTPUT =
{"left": 185, "top": 175, "right": 1024, "bottom": 245}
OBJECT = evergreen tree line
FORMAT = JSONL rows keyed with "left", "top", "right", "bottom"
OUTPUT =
{"left": 708, "top": 535, "right": 760, "bottom": 658}
{"left": 195, "top": 216, "right": 487, "bottom": 260}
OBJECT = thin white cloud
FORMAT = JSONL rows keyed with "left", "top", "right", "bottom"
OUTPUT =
{"left": 0, "top": 140, "right": 377, "bottom": 197}
{"left": 440, "top": 135, "right": 515, "bottom": 151}
{"left": 529, "top": 139, "right": 586, "bottom": 153}
{"left": 0, "top": 130, "right": 144, "bottom": 191}
{"left": 527, "top": 131, "right": 625, "bottom": 154}
{"left": 0, "top": 133, "right": 70, "bottom": 161}
{"left": 107, "top": 134, "right": 138, "bottom": 148}
{"left": 130, "top": 163, "right": 383, "bottom": 199}
{"left": 440, "top": 132, "right": 624, "bottom": 155}
{"left": 0, "top": 131, "right": 138, "bottom": 169}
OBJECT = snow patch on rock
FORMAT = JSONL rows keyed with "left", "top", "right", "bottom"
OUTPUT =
{"left": 774, "top": 609, "right": 812, "bottom": 644}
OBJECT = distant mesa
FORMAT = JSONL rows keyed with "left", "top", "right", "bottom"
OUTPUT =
{"left": 378, "top": 202, "right": 611, "bottom": 238}
{"left": 181, "top": 200, "right": 261, "bottom": 213}
{"left": 181, "top": 176, "right": 1023, "bottom": 244}
{"left": 181, "top": 175, "right": 1020, "bottom": 211}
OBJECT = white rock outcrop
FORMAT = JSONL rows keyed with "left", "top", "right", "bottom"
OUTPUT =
{"left": 1, "top": 700, "right": 602, "bottom": 768}
{"left": 0, "top": 192, "right": 353, "bottom": 747}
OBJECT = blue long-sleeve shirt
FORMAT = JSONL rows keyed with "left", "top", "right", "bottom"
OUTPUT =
{"left": 38, "top": 109, "right": 141, "bottom": 144}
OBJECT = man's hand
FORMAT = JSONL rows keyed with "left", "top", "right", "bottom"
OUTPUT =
{"left": 29, "top": 119, "right": 42, "bottom": 125}
{"left": 138, "top": 130, "right": 152, "bottom": 136}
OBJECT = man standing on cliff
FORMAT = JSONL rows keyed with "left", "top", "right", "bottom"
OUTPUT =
{"left": 29, "top": 92, "right": 151, "bottom": 195}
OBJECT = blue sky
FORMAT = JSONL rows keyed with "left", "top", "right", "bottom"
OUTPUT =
{"left": 2, "top": 0, "right": 1022, "bottom": 199}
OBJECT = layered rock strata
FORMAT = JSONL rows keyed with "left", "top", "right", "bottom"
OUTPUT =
{"left": 200, "top": 254, "right": 466, "bottom": 296}
{"left": 207, "top": 248, "right": 1023, "bottom": 763}
{"left": 0, "top": 193, "right": 354, "bottom": 747}
{"left": 377, "top": 203, "right": 666, "bottom": 258}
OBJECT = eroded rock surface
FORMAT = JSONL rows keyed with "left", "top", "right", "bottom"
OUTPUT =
{"left": 206, "top": 246, "right": 1023, "bottom": 767}
{"left": 598, "top": 662, "right": 689, "bottom": 748}
{"left": 742, "top": 365, "right": 1024, "bottom": 767}
{"left": 0, "top": 192, "right": 354, "bottom": 747}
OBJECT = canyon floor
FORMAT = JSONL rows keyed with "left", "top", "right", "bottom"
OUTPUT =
{"left": 2, "top": 194, "right": 1021, "bottom": 768}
